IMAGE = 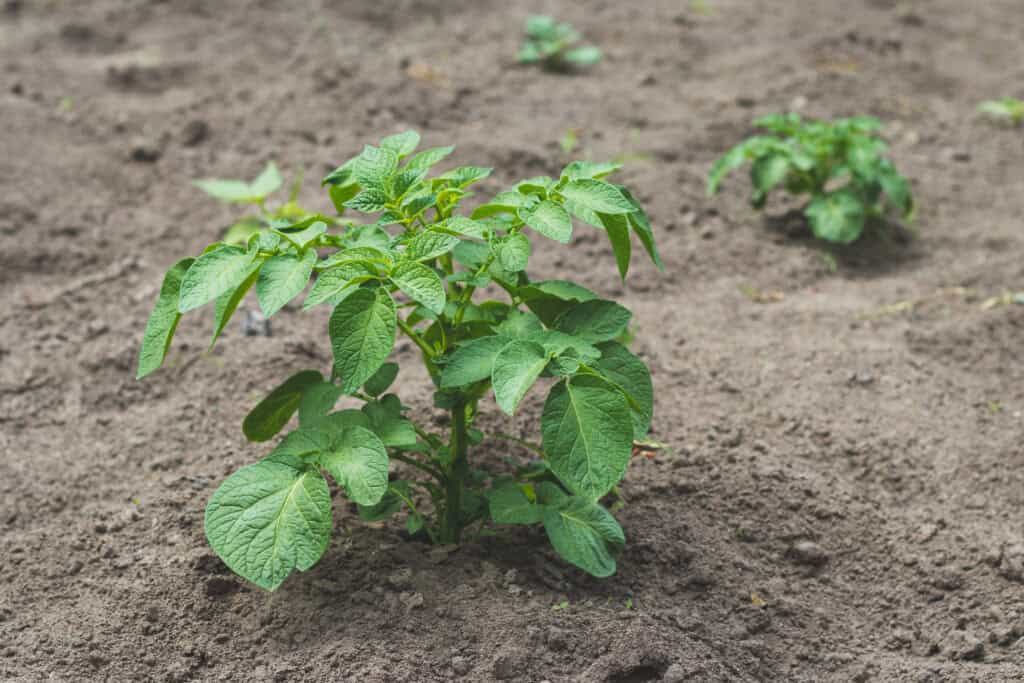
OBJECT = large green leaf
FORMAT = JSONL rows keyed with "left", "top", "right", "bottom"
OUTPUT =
{"left": 618, "top": 186, "right": 663, "bottom": 271}
{"left": 558, "top": 179, "right": 634, "bottom": 215}
{"left": 541, "top": 375, "right": 633, "bottom": 500}
{"left": 256, "top": 250, "right": 316, "bottom": 318}
{"left": 404, "top": 145, "right": 455, "bottom": 172}
{"left": 439, "top": 335, "right": 510, "bottom": 388}
{"left": 519, "top": 280, "right": 597, "bottom": 326}
{"left": 178, "top": 245, "right": 259, "bottom": 312}
{"left": 405, "top": 230, "right": 461, "bottom": 261}
{"left": 598, "top": 212, "right": 631, "bottom": 280}
{"left": 805, "top": 190, "right": 866, "bottom": 244}
{"left": 554, "top": 299, "right": 632, "bottom": 343}
{"left": 297, "top": 382, "right": 345, "bottom": 426}
{"left": 358, "top": 480, "right": 412, "bottom": 522}
{"left": 363, "top": 362, "right": 399, "bottom": 397}
{"left": 390, "top": 261, "right": 446, "bottom": 315}
{"left": 137, "top": 257, "right": 194, "bottom": 379}
{"left": 303, "top": 262, "right": 378, "bottom": 310}
{"left": 243, "top": 370, "right": 324, "bottom": 442}
{"left": 210, "top": 260, "right": 261, "bottom": 348}
{"left": 543, "top": 495, "right": 624, "bottom": 577}
{"left": 204, "top": 453, "right": 331, "bottom": 591}
{"left": 491, "top": 340, "right": 550, "bottom": 415}
{"left": 496, "top": 232, "right": 531, "bottom": 272}
{"left": 329, "top": 288, "right": 397, "bottom": 394}
{"left": 315, "top": 425, "right": 389, "bottom": 506}
{"left": 361, "top": 394, "right": 417, "bottom": 447}
{"left": 488, "top": 484, "right": 544, "bottom": 525}
{"left": 593, "top": 341, "right": 653, "bottom": 439}
{"left": 380, "top": 130, "right": 421, "bottom": 158}
{"left": 521, "top": 200, "right": 572, "bottom": 243}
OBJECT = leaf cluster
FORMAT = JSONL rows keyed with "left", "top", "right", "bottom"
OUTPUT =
{"left": 137, "top": 130, "right": 661, "bottom": 590}
{"left": 517, "top": 15, "right": 603, "bottom": 70}
{"left": 708, "top": 113, "right": 914, "bottom": 244}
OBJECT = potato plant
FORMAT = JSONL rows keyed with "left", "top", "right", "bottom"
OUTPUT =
{"left": 137, "top": 131, "right": 662, "bottom": 590}
{"left": 708, "top": 113, "right": 913, "bottom": 244}
{"left": 517, "top": 15, "right": 603, "bottom": 70}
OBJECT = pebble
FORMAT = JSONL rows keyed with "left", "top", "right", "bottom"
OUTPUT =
{"left": 451, "top": 656, "right": 471, "bottom": 676}
{"left": 130, "top": 138, "right": 161, "bottom": 163}
{"left": 790, "top": 541, "right": 829, "bottom": 566}
{"left": 387, "top": 568, "right": 413, "bottom": 589}
{"left": 244, "top": 309, "right": 271, "bottom": 337}
{"left": 181, "top": 119, "right": 209, "bottom": 147}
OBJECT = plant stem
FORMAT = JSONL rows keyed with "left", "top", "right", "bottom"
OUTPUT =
{"left": 490, "top": 432, "right": 545, "bottom": 458}
{"left": 397, "top": 317, "right": 435, "bottom": 359}
{"left": 390, "top": 452, "right": 443, "bottom": 481}
{"left": 440, "top": 399, "right": 470, "bottom": 544}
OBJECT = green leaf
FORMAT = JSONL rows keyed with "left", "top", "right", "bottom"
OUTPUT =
{"left": 488, "top": 484, "right": 544, "bottom": 525}
{"left": 328, "top": 183, "right": 360, "bottom": 212}
{"left": 560, "top": 161, "right": 622, "bottom": 182}
{"left": 439, "top": 335, "right": 510, "bottom": 388}
{"left": 405, "top": 230, "right": 461, "bottom": 261}
{"left": 204, "top": 453, "right": 331, "bottom": 591}
{"left": 520, "top": 280, "right": 597, "bottom": 326}
{"left": 390, "top": 261, "right": 446, "bottom": 315}
{"left": 329, "top": 287, "right": 397, "bottom": 394}
{"left": 496, "top": 232, "right": 531, "bottom": 272}
{"left": 554, "top": 299, "right": 632, "bottom": 343}
{"left": 274, "top": 221, "right": 326, "bottom": 250}
{"left": 524, "top": 329, "right": 600, "bottom": 364}
{"left": 593, "top": 341, "right": 653, "bottom": 439}
{"left": 223, "top": 217, "right": 264, "bottom": 246}
{"left": 194, "top": 162, "right": 283, "bottom": 204}
{"left": 315, "top": 425, "right": 389, "bottom": 506}
{"left": 558, "top": 179, "right": 633, "bottom": 215}
{"left": 256, "top": 250, "right": 316, "bottom": 318}
{"left": 345, "top": 188, "right": 388, "bottom": 213}
{"left": 751, "top": 152, "right": 790, "bottom": 195}
{"left": 805, "top": 190, "right": 866, "bottom": 244}
{"left": 494, "top": 309, "right": 545, "bottom": 339}
{"left": 243, "top": 370, "right": 324, "bottom": 442}
{"left": 471, "top": 191, "right": 534, "bottom": 220}
{"left": 877, "top": 164, "right": 913, "bottom": 216}
{"left": 380, "top": 130, "right": 421, "bottom": 158}
{"left": 361, "top": 394, "right": 416, "bottom": 447}
{"left": 304, "top": 262, "right": 377, "bottom": 310}
{"left": 178, "top": 245, "right": 259, "bottom": 312}
{"left": 137, "top": 258, "right": 194, "bottom": 379}
{"left": 352, "top": 145, "right": 399, "bottom": 190}
{"left": 439, "top": 166, "right": 492, "bottom": 187}
{"left": 541, "top": 375, "right": 633, "bottom": 500}
{"left": 707, "top": 145, "right": 748, "bottom": 195}
{"left": 618, "top": 186, "right": 663, "bottom": 271}
{"left": 491, "top": 340, "right": 550, "bottom": 415}
{"left": 297, "top": 382, "right": 345, "bottom": 426}
{"left": 363, "top": 362, "right": 399, "bottom": 397}
{"left": 563, "top": 45, "right": 602, "bottom": 66}
{"left": 599, "top": 212, "right": 631, "bottom": 280}
{"left": 210, "top": 260, "right": 261, "bottom": 348}
{"left": 358, "top": 480, "right": 411, "bottom": 522}
{"left": 543, "top": 496, "right": 624, "bottom": 577}
{"left": 404, "top": 145, "right": 455, "bottom": 172}
{"left": 521, "top": 200, "right": 573, "bottom": 243}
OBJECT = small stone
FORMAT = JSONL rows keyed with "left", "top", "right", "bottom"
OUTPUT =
{"left": 451, "top": 656, "right": 472, "bottom": 676}
{"left": 181, "top": 119, "right": 209, "bottom": 147}
{"left": 399, "top": 591, "right": 424, "bottom": 611}
{"left": 205, "top": 577, "right": 238, "bottom": 597}
{"left": 848, "top": 371, "right": 874, "bottom": 386}
{"left": 130, "top": 138, "right": 161, "bottom": 163}
{"left": 999, "top": 544, "right": 1024, "bottom": 582}
{"left": 790, "top": 541, "right": 829, "bottom": 566}
{"left": 387, "top": 568, "right": 413, "bottom": 589}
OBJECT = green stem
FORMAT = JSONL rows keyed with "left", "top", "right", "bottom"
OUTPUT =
{"left": 440, "top": 399, "right": 470, "bottom": 544}
{"left": 397, "top": 317, "right": 435, "bottom": 359}
{"left": 391, "top": 452, "right": 443, "bottom": 481}
{"left": 491, "top": 432, "right": 544, "bottom": 458}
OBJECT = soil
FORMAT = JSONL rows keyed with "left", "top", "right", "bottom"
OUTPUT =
{"left": 3, "top": 1, "right": 1024, "bottom": 681}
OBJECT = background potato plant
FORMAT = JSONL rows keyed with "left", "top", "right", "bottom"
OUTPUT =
{"left": 517, "top": 15, "right": 603, "bottom": 71}
{"left": 137, "top": 131, "right": 662, "bottom": 590}
{"left": 978, "top": 97, "right": 1024, "bottom": 126}
{"left": 708, "top": 113, "right": 914, "bottom": 244}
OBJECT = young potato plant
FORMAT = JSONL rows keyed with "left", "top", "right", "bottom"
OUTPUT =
{"left": 517, "top": 15, "right": 603, "bottom": 71}
{"left": 137, "top": 131, "right": 663, "bottom": 590}
{"left": 708, "top": 113, "right": 913, "bottom": 244}
{"left": 978, "top": 97, "right": 1024, "bottom": 126}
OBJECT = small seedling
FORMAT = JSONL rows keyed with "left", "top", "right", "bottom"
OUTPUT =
{"left": 708, "top": 113, "right": 914, "bottom": 244}
{"left": 137, "top": 131, "right": 663, "bottom": 590}
{"left": 517, "top": 15, "right": 603, "bottom": 71}
{"left": 978, "top": 97, "right": 1024, "bottom": 126}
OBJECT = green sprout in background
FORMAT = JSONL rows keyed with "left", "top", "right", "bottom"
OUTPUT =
{"left": 517, "top": 15, "right": 603, "bottom": 71}
{"left": 708, "top": 113, "right": 914, "bottom": 244}
{"left": 978, "top": 97, "right": 1024, "bottom": 126}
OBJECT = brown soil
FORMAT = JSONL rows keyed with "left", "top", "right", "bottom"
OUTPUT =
{"left": 3, "top": 1, "right": 1024, "bottom": 681}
